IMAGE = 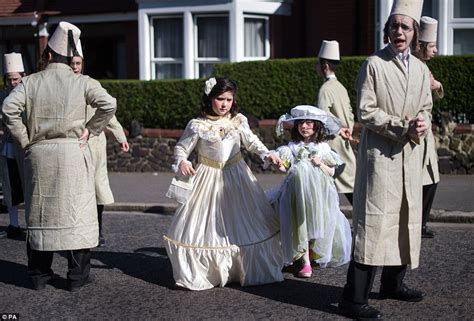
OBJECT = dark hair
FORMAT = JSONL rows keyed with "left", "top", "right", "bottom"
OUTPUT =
{"left": 383, "top": 15, "right": 420, "bottom": 53}
{"left": 3, "top": 72, "right": 26, "bottom": 87}
{"left": 200, "top": 78, "right": 239, "bottom": 118}
{"left": 290, "top": 119, "right": 329, "bottom": 143}
{"left": 319, "top": 57, "right": 339, "bottom": 72}
{"left": 41, "top": 46, "right": 72, "bottom": 67}
{"left": 413, "top": 41, "right": 430, "bottom": 61}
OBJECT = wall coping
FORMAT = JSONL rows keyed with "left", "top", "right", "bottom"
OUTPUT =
{"left": 124, "top": 120, "right": 473, "bottom": 138}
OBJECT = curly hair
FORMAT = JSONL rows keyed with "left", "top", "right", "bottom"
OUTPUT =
{"left": 200, "top": 78, "right": 239, "bottom": 118}
{"left": 383, "top": 15, "right": 420, "bottom": 53}
{"left": 412, "top": 41, "right": 431, "bottom": 62}
{"left": 290, "top": 120, "right": 329, "bottom": 143}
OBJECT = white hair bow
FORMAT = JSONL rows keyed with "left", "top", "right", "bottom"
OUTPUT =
{"left": 204, "top": 77, "right": 217, "bottom": 96}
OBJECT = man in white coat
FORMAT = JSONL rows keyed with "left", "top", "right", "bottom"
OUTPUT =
{"left": 339, "top": 0, "right": 433, "bottom": 319}
{"left": 2, "top": 22, "right": 116, "bottom": 291}
{"left": 316, "top": 40, "right": 357, "bottom": 204}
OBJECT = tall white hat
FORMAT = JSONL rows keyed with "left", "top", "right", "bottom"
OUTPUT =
{"left": 3, "top": 53, "right": 24, "bottom": 74}
{"left": 48, "top": 21, "right": 81, "bottom": 57}
{"left": 76, "top": 39, "right": 84, "bottom": 58}
{"left": 390, "top": 0, "right": 423, "bottom": 24}
{"left": 419, "top": 16, "right": 438, "bottom": 42}
{"left": 276, "top": 105, "right": 342, "bottom": 136}
{"left": 318, "top": 40, "right": 340, "bottom": 61}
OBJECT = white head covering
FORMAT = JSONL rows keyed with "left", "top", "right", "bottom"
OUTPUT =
{"left": 318, "top": 40, "right": 340, "bottom": 61}
{"left": 419, "top": 16, "right": 438, "bottom": 43}
{"left": 390, "top": 0, "right": 423, "bottom": 24}
{"left": 48, "top": 21, "right": 81, "bottom": 57}
{"left": 276, "top": 105, "right": 342, "bottom": 136}
{"left": 76, "top": 39, "right": 84, "bottom": 58}
{"left": 3, "top": 53, "right": 24, "bottom": 74}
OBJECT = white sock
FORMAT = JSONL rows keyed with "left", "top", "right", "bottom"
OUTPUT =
{"left": 302, "top": 249, "right": 310, "bottom": 266}
{"left": 9, "top": 206, "right": 19, "bottom": 227}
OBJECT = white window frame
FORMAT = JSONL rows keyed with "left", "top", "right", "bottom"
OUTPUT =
{"left": 193, "top": 13, "right": 230, "bottom": 79}
{"left": 243, "top": 14, "right": 270, "bottom": 60}
{"left": 149, "top": 15, "right": 184, "bottom": 79}
{"left": 445, "top": 0, "right": 474, "bottom": 55}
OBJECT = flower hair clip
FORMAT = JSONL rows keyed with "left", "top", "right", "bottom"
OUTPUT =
{"left": 204, "top": 77, "right": 217, "bottom": 96}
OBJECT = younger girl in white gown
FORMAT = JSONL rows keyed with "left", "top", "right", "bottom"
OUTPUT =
{"left": 164, "top": 77, "right": 284, "bottom": 291}
{"left": 270, "top": 105, "right": 352, "bottom": 278}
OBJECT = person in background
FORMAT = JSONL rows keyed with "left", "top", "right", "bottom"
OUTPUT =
{"left": 339, "top": 0, "right": 432, "bottom": 319}
{"left": 316, "top": 40, "right": 357, "bottom": 205}
{"left": 71, "top": 41, "right": 130, "bottom": 246}
{"left": 0, "top": 53, "right": 26, "bottom": 239}
{"left": 413, "top": 16, "right": 443, "bottom": 239}
{"left": 2, "top": 21, "right": 116, "bottom": 291}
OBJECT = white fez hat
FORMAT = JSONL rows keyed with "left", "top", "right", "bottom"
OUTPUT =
{"left": 390, "top": 0, "right": 423, "bottom": 24}
{"left": 419, "top": 16, "right": 438, "bottom": 43}
{"left": 318, "top": 40, "right": 340, "bottom": 61}
{"left": 76, "top": 39, "right": 84, "bottom": 58}
{"left": 3, "top": 52, "right": 24, "bottom": 74}
{"left": 48, "top": 21, "right": 81, "bottom": 57}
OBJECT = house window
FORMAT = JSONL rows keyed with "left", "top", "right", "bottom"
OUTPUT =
{"left": 151, "top": 16, "right": 183, "bottom": 79}
{"left": 453, "top": 0, "right": 474, "bottom": 18}
{"left": 453, "top": 29, "right": 474, "bottom": 54}
{"left": 195, "top": 15, "right": 229, "bottom": 78}
{"left": 244, "top": 16, "right": 268, "bottom": 58}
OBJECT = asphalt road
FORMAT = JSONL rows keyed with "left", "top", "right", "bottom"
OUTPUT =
{"left": 1, "top": 212, "right": 473, "bottom": 320}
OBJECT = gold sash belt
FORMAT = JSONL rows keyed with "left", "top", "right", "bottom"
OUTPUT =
{"left": 198, "top": 152, "right": 242, "bottom": 170}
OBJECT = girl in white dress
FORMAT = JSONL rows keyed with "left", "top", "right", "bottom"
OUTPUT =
{"left": 271, "top": 105, "right": 352, "bottom": 278}
{"left": 164, "top": 77, "right": 284, "bottom": 291}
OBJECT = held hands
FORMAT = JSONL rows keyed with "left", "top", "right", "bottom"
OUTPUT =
{"left": 407, "top": 115, "right": 427, "bottom": 140}
{"left": 179, "top": 160, "right": 196, "bottom": 176}
{"left": 265, "top": 154, "right": 285, "bottom": 172}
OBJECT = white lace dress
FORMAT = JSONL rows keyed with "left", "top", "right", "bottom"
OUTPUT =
{"left": 270, "top": 141, "right": 352, "bottom": 267}
{"left": 164, "top": 113, "right": 284, "bottom": 290}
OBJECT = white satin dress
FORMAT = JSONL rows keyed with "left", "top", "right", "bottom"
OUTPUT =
{"left": 164, "top": 113, "right": 284, "bottom": 291}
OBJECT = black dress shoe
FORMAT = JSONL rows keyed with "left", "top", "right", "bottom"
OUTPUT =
{"left": 379, "top": 284, "right": 424, "bottom": 302}
{"left": 422, "top": 226, "right": 435, "bottom": 239}
{"left": 67, "top": 274, "right": 95, "bottom": 292}
{"left": 30, "top": 273, "right": 58, "bottom": 291}
{"left": 339, "top": 300, "right": 382, "bottom": 320}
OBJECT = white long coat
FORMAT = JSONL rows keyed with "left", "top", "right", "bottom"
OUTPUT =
{"left": 86, "top": 105, "right": 126, "bottom": 205}
{"left": 352, "top": 46, "right": 432, "bottom": 269}
{"left": 2, "top": 63, "right": 116, "bottom": 251}
{"left": 318, "top": 77, "right": 356, "bottom": 193}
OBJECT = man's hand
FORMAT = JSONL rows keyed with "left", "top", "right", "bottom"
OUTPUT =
{"left": 120, "top": 141, "right": 130, "bottom": 152}
{"left": 407, "top": 116, "right": 427, "bottom": 140}
{"left": 79, "top": 128, "right": 90, "bottom": 149}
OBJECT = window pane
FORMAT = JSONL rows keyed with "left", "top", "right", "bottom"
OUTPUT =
{"left": 453, "top": 29, "right": 474, "bottom": 54}
{"left": 197, "top": 16, "right": 229, "bottom": 58}
{"left": 198, "top": 63, "right": 214, "bottom": 78}
{"left": 245, "top": 18, "right": 266, "bottom": 57}
{"left": 453, "top": 0, "right": 474, "bottom": 18}
{"left": 153, "top": 18, "right": 183, "bottom": 58}
{"left": 154, "top": 63, "right": 182, "bottom": 80}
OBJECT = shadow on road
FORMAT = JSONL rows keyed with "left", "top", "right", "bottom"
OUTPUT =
{"left": 90, "top": 247, "right": 175, "bottom": 288}
{"left": 0, "top": 259, "right": 30, "bottom": 289}
{"left": 235, "top": 278, "right": 342, "bottom": 315}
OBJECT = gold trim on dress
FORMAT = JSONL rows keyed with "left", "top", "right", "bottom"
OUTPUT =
{"left": 198, "top": 152, "right": 242, "bottom": 169}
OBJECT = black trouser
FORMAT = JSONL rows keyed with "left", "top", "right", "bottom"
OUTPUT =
{"left": 344, "top": 193, "right": 353, "bottom": 206}
{"left": 342, "top": 260, "right": 407, "bottom": 305}
{"left": 6, "top": 158, "right": 24, "bottom": 206}
{"left": 27, "top": 241, "right": 91, "bottom": 287}
{"left": 97, "top": 205, "right": 104, "bottom": 235}
{"left": 422, "top": 183, "right": 438, "bottom": 228}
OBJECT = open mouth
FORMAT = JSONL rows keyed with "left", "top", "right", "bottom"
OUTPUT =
{"left": 394, "top": 39, "right": 405, "bottom": 45}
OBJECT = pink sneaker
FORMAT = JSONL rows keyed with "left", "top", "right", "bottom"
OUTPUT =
{"left": 297, "top": 264, "right": 312, "bottom": 278}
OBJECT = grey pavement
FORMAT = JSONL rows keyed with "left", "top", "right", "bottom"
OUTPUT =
{"left": 107, "top": 172, "right": 474, "bottom": 222}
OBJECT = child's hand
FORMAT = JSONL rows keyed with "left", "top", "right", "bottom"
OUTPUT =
{"left": 179, "top": 160, "right": 196, "bottom": 176}
{"left": 311, "top": 156, "right": 322, "bottom": 167}
{"left": 266, "top": 154, "right": 282, "bottom": 167}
